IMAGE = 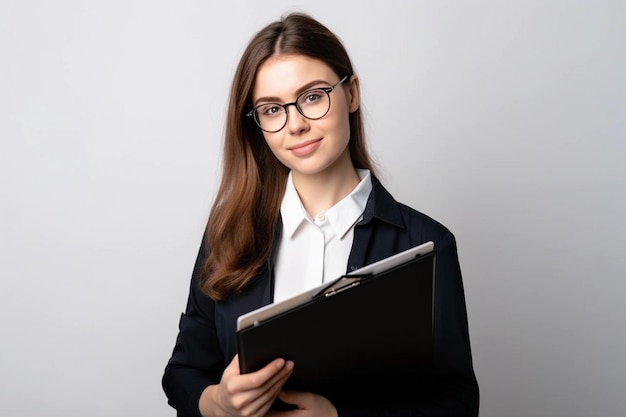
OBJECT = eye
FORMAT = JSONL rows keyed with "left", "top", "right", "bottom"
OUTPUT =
{"left": 258, "top": 104, "right": 283, "bottom": 118}
{"left": 301, "top": 90, "right": 324, "bottom": 104}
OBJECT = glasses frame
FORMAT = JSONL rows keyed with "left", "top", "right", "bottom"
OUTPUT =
{"left": 246, "top": 75, "right": 350, "bottom": 133}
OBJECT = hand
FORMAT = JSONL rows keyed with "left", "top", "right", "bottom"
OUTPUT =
{"left": 266, "top": 390, "right": 338, "bottom": 417}
{"left": 198, "top": 354, "right": 294, "bottom": 417}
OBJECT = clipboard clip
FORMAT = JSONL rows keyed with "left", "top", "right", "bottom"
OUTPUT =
{"left": 313, "top": 274, "right": 372, "bottom": 299}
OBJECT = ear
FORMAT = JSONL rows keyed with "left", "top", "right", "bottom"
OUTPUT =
{"left": 346, "top": 75, "right": 361, "bottom": 113}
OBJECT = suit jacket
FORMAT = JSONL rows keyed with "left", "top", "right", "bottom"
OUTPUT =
{"left": 162, "top": 175, "right": 479, "bottom": 417}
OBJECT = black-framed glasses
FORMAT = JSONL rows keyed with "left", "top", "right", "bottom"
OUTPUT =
{"left": 246, "top": 75, "right": 349, "bottom": 133}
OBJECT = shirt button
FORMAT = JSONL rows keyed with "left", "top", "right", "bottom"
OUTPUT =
{"left": 350, "top": 265, "right": 358, "bottom": 271}
{"left": 315, "top": 214, "right": 326, "bottom": 222}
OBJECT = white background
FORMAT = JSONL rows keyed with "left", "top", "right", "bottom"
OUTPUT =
{"left": 1, "top": 1, "right": 625, "bottom": 416}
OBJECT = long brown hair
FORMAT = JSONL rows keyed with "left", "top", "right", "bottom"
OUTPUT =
{"left": 201, "top": 13, "right": 375, "bottom": 300}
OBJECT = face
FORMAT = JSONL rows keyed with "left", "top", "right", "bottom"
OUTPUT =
{"left": 251, "top": 55, "right": 360, "bottom": 181}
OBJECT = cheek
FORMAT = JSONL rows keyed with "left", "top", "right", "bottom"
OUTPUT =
{"left": 324, "top": 97, "right": 352, "bottom": 140}
{"left": 324, "top": 112, "right": 351, "bottom": 143}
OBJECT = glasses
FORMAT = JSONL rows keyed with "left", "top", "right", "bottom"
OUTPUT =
{"left": 246, "top": 75, "right": 349, "bottom": 133}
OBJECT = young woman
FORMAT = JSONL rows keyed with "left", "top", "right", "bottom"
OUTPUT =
{"left": 163, "top": 13, "right": 479, "bottom": 417}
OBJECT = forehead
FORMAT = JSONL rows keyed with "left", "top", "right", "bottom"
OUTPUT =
{"left": 252, "top": 55, "right": 336, "bottom": 101}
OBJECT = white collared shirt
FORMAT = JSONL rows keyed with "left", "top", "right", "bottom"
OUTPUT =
{"left": 273, "top": 169, "right": 372, "bottom": 303}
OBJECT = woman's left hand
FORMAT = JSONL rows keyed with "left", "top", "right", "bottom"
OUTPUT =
{"left": 265, "top": 391, "right": 337, "bottom": 417}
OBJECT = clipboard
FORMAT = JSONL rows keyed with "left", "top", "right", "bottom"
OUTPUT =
{"left": 236, "top": 241, "right": 436, "bottom": 403}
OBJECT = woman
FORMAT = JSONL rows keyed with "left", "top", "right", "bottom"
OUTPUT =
{"left": 163, "top": 12, "right": 479, "bottom": 417}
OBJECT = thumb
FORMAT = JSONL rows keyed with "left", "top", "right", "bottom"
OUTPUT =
{"left": 222, "top": 354, "right": 241, "bottom": 378}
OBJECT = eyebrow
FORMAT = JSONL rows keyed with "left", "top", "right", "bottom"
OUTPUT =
{"left": 253, "top": 79, "right": 333, "bottom": 106}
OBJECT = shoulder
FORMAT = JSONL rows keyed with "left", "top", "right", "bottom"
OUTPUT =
{"left": 368, "top": 175, "right": 456, "bottom": 248}
{"left": 401, "top": 201, "right": 453, "bottom": 239}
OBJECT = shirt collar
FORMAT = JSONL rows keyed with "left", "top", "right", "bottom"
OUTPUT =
{"left": 280, "top": 169, "right": 373, "bottom": 239}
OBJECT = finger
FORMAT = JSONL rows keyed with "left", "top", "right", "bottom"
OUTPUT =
{"left": 261, "top": 360, "right": 294, "bottom": 393}
{"left": 278, "top": 389, "right": 307, "bottom": 407}
{"left": 243, "top": 361, "right": 294, "bottom": 416}
{"left": 233, "top": 358, "right": 289, "bottom": 392}
{"left": 253, "top": 391, "right": 284, "bottom": 417}
{"left": 221, "top": 358, "right": 292, "bottom": 412}
{"left": 277, "top": 389, "right": 295, "bottom": 404}
{"left": 221, "top": 354, "right": 241, "bottom": 380}
{"left": 218, "top": 359, "right": 292, "bottom": 416}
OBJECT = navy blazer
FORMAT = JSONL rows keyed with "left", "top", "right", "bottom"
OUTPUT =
{"left": 163, "top": 176, "right": 479, "bottom": 416}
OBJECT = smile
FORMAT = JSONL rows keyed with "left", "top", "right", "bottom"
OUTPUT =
{"left": 289, "top": 139, "right": 322, "bottom": 156}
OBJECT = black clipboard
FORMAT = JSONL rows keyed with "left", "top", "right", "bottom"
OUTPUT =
{"left": 236, "top": 241, "right": 436, "bottom": 403}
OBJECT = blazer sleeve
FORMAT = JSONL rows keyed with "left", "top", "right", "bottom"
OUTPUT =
{"left": 162, "top": 236, "right": 225, "bottom": 417}
{"left": 336, "top": 232, "right": 479, "bottom": 417}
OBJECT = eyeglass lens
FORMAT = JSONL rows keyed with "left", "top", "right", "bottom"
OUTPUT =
{"left": 254, "top": 88, "right": 331, "bottom": 133}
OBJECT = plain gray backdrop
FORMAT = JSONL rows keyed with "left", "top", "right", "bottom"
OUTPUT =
{"left": 1, "top": 1, "right": 624, "bottom": 416}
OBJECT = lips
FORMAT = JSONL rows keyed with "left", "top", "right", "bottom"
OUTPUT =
{"left": 289, "top": 139, "right": 322, "bottom": 157}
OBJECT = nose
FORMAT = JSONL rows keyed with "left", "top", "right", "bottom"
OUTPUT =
{"left": 285, "top": 103, "right": 309, "bottom": 135}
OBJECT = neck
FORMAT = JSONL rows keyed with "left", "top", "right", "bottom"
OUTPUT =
{"left": 292, "top": 152, "right": 361, "bottom": 217}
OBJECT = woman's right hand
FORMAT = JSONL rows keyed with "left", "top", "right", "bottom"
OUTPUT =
{"left": 198, "top": 354, "right": 294, "bottom": 417}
